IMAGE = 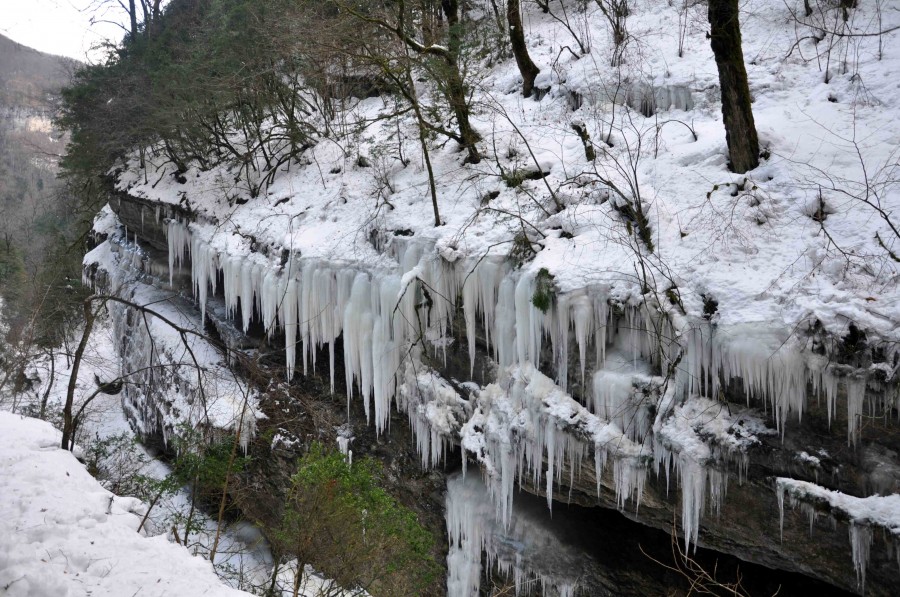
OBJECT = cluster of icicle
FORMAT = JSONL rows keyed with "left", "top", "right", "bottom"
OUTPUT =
{"left": 168, "top": 218, "right": 889, "bottom": 447}
{"left": 776, "top": 478, "right": 900, "bottom": 592}
{"left": 460, "top": 362, "right": 650, "bottom": 528}
{"left": 446, "top": 473, "right": 578, "bottom": 597}
{"left": 87, "top": 230, "right": 257, "bottom": 449}
{"left": 164, "top": 217, "right": 891, "bottom": 558}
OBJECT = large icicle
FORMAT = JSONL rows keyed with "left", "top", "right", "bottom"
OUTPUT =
{"left": 166, "top": 219, "right": 191, "bottom": 288}
{"left": 446, "top": 473, "right": 582, "bottom": 597}
{"left": 460, "top": 363, "right": 649, "bottom": 527}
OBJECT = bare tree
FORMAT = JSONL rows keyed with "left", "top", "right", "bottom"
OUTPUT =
{"left": 343, "top": 0, "right": 482, "bottom": 163}
{"left": 60, "top": 293, "right": 241, "bottom": 450}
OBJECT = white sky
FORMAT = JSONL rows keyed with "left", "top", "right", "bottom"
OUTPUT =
{"left": 0, "top": 0, "right": 131, "bottom": 62}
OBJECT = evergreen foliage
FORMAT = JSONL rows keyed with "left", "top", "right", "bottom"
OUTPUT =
{"left": 274, "top": 443, "right": 439, "bottom": 596}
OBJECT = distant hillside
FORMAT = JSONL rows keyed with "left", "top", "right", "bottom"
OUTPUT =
{"left": 0, "top": 33, "right": 76, "bottom": 111}
{"left": 0, "top": 35, "right": 77, "bottom": 327}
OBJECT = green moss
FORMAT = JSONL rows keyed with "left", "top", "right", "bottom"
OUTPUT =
{"left": 531, "top": 268, "right": 555, "bottom": 313}
{"left": 509, "top": 232, "right": 538, "bottom": 266}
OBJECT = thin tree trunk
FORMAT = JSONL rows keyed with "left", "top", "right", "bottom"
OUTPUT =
{"left": 404, "top": 60, "right": 442, "bottom": 226}
{"left": 708, "top": 0, "right": 759, "bottom": 173}
{"left": 209, "top": 395, "right": 249, "bottom": 564}
{"left": 61, "top": 299, "right": 97, "bottom": 450}
{"left": 441, "top": 0, "right": 482, "bottom": 163}
{"left": 128, "top": 0, "right": 139, "bottom": 39}
{"left": 508, "top": 0, "right": 541, "bottom": 97}
{"left": 39, "top": 347, "right": 54, "bottom": 419}
{"left": 137, "top": 483, "right": 167, "bottom": 534}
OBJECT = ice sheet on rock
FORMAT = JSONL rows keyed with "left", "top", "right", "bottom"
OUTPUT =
{"left": 84, "top": 234, "right": 259, "bottom": 447}
{"left": 655, "top": 395, "right": 770, "bottom": 551}
{"left": 461, "top": 363, "right": 650, "bottom": 526}
{"left": 397, "top": 359, "right": 470, "bottom": 469}
{"left": 591, "top": 350, "right": 654, "bottom": 442}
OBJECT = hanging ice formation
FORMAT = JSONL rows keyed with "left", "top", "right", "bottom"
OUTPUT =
{"left": 158, "top": 216, "right": 895, "bottom": 557}
{"left": 446, "top": 473, "right": 579, "bottom": 597}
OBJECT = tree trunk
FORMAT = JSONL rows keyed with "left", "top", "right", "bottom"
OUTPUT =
{"left": 128, "top": 0, "right": 139, "bottom": 39}
{"left": 441, "top": 0, "right": 481, "bottom": 163}
{"left": 39, "top": 347, "right": 54, "bottom": 420}
{"left": 61, "top": 299, "right": 96, "bottom": 450}
{"left": 708, "top": 0, "right": 759, "bottom": 173}
{"left": 507, "top": 0, "right": 540, "bottom": 97}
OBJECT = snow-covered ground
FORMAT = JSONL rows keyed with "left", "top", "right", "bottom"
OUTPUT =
{"left": 0, "top": 410, "right": 252, "bottom": 597}
{"left": 117, "top": 0, "right": 900, "bottom": 342}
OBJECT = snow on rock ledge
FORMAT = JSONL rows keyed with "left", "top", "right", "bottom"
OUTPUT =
{"left": 777, "top": 478, "right": 900, "bottom": 592}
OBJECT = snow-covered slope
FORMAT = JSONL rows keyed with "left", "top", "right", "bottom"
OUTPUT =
{"left": 116, "top": 0, "right": 900, "bottom": 342}
{"left": 0, "top": 411, "right": 251, "bottom": 597}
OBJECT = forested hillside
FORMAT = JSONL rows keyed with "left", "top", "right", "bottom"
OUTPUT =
{"left": 0, "top": 33, "right": 84, "bottom": 390}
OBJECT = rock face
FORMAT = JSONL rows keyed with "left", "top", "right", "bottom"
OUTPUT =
{"left": 103, "top": 190, "right": 898, "bottom": 596}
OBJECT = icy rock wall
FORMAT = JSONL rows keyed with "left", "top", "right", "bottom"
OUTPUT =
{"left": 165, "top": 220, "right": 701, "bottom": 549}
{"left": 162, "top": 220, "right": 826, "bottom": 539}
{"left": 165, "top": 216, "right": 893, "bottom": 444}
{"left": 84, "top": 229, "right": 258, "bottom": 448}
{"left": 156, "top": 214, "right": 899, "bottom": 590}
{"left": 776, "top": 478, "right": 900, "bottom": 593}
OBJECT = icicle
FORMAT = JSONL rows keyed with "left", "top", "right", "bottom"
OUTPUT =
{"left": 495, "top": 278, "right": 517, "bottom": 367}
{"left": 166, "top": 220, "right": 191, "bottom": 288}
{"left": 594, "top": 293, "right": 609, "bottom": 368}
{"left": 679, "top": 458, "right": 706, "bottom": 553}
{"left": 545, "top": 422, "right": 556, "bottom": 510}
{"left": 260, "top": 268, "right": 279, "bottom": 337}
{"left": 514, "top": 274, "right": 541, "bottom": 365}
{"left": 850, "top": 523, "right": 872, "bottom": 591}
{"left": 239, "top": 260, "right": 254, "bottom": 332}
{"left": 478, "top": 260, "right": 501, "bottom": 358}
{"left": 282, "top": 276, "right": 298, "bottom": 378}
{"left": 462, "top": 266, "right": 478, "bottom": 376}
{"left": 555, "top": 294, "right": 570, "bottom": 391}
{"left": 613, "top": 457, "right": 647, "bottom": 511}
{"left": 847, "top": 377, "right": 866, "bottom": 445}
{"left": 571, "top": 294, "right": 593, "bottom": 389}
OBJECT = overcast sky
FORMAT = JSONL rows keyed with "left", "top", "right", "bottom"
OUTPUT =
{"left": 0, "top": 0, "right": 132, "bottom": 61}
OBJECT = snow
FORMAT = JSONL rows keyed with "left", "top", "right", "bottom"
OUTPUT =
{"left": 93, "top": 0, "right": 900, "bottom": 588}
{"left": 0, "top": 411, "right": 252, "bottom": 597}
{"left": 1, "top": 312, "right": 357, "bottom": 597}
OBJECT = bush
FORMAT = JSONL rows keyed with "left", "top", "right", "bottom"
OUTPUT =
{"left": 273, "top": 443, "right": 438, "bottom": 596}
